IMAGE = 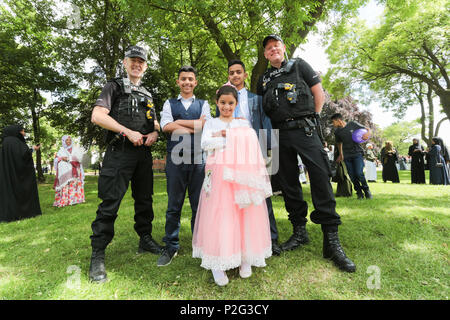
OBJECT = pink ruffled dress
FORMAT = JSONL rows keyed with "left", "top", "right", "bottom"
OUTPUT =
{"left": 192, "top": 118, "right": 272, "bottom": 271}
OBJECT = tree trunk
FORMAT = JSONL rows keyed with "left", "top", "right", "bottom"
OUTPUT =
{"left": 435, "top": 117, "right": 449, "bottom": 137}
{"left": 427, "top": 85, "right": 434, "bottom": 144}
{"left": 436, "top": 88, "right": 450, "bottom": 122}
{"left": 32, "top": 88, "right": 44, "bottom": 183}
{"left": 418, "top": 91, "right": 429, "bottom": 145}
{"left": 250, "top": 44, "right": 268, "bottom": 93}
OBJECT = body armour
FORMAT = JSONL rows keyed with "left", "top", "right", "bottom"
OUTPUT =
{"left": 261, "top": 58, "right": 315, "bottom": 123}
{"left": 107, "top": 78, "right": 156, "bottom": 143}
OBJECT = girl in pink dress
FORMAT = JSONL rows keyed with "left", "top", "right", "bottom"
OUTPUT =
{"left": 192, "top": 84, "right": 272, "bottom": 286}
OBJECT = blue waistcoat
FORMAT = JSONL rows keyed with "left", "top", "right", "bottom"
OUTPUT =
{"left": 166, "top": 98, "right": 204, "bottom": 156}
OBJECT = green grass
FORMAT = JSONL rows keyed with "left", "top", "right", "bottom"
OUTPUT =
{"left": 0, "top": 171, "right": 449, "bottom": 300}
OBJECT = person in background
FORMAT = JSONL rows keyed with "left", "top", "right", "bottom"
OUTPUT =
{"left": 380, "top": 141, "right": 400, "bottom": 183}
{"left": 53, "top": 135, "right": 85, "bottom": 207}
{"left": 408, "top": 138, "right": 425, "bottom": 184}
{"left": 364, "top": 143, "right": 377, "bottom": 183}
{"left": 427, "top": 137, "right": 450, "bottom": 185}
{"left": 331, "top": 113, "right": 372, "bottom": 200}
{"left": 0, "top": 125, "right": 42, "bottom": 222}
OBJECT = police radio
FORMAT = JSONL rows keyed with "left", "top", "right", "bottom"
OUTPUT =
{"left": 277, "top": 83, "right": 297, "bottom": 104}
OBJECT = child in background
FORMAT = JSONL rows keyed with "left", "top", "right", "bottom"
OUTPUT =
{"left": 192, "top": 84, "right": 272, "bottom": 286}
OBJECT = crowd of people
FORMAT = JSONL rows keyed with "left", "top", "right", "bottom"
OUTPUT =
{"left": 1, "top": 38, "right": 449, "bottom": 287}
{"left": 322, "top": 136, "right": 450, "bottom": 197}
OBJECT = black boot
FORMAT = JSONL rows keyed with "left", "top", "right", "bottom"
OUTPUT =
{"left": 138, "top": 234, "right": 163, "bottom": 254}
{"left": 280, "top": 225, "right": 309, "bottom": 251}
{"left": 363, "top": 189, "right": 373, "bottom": 199}
{"left": 356, "top": 191, "right": 364, "bottom": 200}
{"left": 272, "top": 240, "right": 282, "bottom": 256}
{"left": 89, "top": 248, "right": 107, "bottom": 283}
{"left": 323, "top": 231, "right": 356, "bottom": 272}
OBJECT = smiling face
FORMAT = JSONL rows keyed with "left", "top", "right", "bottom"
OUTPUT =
{"left": 228, "top": 64, "right": 247, "bottom": 90}
{"left": 65, "top": 136, "right": 72, "bottom": 147}
{"left": 177, "top": 72, "right": 197, "bottom": 97}
{"left": 264, "top": 39, "right": 286, "bottom": 67}
{"left": 123, "top": 57, "right": 147, "bottom": 81}
{"left": 217, "top": 93, "right": 237, "bottom": 119}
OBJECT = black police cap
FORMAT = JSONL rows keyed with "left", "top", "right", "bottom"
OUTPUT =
{"left": 125, "top": 45, "right": 147, "bottom": 61}
{"left": 262, "top": 34, "right": 284, "bottom": 48}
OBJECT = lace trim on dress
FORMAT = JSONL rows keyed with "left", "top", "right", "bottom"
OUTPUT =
{"left": 193, "top": 246, "right": 272, "bottom": 271}
{"left": 234, "top": 190, "right": 266, "bottom": 208}
{"left": 223, "top": 167, "right": 272, "bottom": 197}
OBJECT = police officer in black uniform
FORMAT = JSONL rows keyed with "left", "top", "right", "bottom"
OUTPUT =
{"left": 89, "top": 46, "right": 163, "bottom": 283}
{"left": 257, "top": 35, "right": 356, "bottom": 272}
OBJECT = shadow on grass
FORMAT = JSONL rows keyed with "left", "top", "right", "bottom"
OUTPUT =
{"left": 0, "top": 174, "right": 449, "bottom": 299}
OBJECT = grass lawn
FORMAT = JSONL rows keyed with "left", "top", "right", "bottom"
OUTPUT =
{"left": 0, "top": 170, "right": 448, "bottom": 300}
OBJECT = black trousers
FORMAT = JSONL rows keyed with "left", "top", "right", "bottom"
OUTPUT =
{"left": 90, "top": 144, "right": 154, "bottom": 250}
{"left": 276, "top": 127, "right": 341, "bottom": 230}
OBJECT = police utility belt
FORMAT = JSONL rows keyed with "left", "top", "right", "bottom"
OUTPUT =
{"left": 274, "top": 115, "right": 317, "bottom": 135}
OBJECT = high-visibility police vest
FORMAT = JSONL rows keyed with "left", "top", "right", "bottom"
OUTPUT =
{"left": 107, "top": 78, "right": 155, "bottom": 143}
{"left": 261, "top": 58, "right": 315, "bottom": 123}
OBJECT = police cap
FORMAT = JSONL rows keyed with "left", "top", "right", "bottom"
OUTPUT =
{"left": 125, "top": 45, "right": 147, "bottom": 61}
{"left": 262, "top": 34, "right": 284, "bottom": 48}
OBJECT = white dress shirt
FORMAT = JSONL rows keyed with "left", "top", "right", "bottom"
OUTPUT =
{"left": 235, "top": 88, "right": 250, "bottom": 121}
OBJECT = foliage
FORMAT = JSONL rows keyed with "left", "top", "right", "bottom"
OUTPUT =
{"left": 380, "top": 120, "right": 421, "bottom": 155}
{"left": 324, "top": 0, "right": 450, "bottom": 122}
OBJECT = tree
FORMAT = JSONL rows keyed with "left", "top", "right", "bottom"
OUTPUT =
{"left": 0, "top": 0, "right": 74, "bottom": 182}
{"left": 380, "top": 120, "right": 421, "bottom": 155}
{"left": 133, "top": 0, "right": 368, "bottom": 92}
{"left": 324, "top": 0, "right": 450, "bottom": 124}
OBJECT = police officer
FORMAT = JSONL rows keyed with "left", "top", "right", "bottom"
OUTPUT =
{"left": 89, "top": 45, "right": 163, "bottom": 283}
{"left": 257, "top": 35, "right": 356, "bottom": 272}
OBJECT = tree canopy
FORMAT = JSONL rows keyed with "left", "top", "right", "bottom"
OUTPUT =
{"left": 324, "top": 0, "right": 449, "bottom": 124}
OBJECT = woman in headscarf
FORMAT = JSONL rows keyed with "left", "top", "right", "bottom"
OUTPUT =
{"left": 364, "top": 143, "right": 378, "bottom": 182}
{"left": 408, "top": 138, "right": 425, "bottom": 184}
{"left": 428, "top": 137, "right": 450, "bottom": 185}
{"left": 380, "top": 141, "right": 400, "bottom": 183}
{"left": 53, "top": 135, "right": 85, "bottom": 207}
{"left": 0, "top": 125, "right": 42, "bottom": 222}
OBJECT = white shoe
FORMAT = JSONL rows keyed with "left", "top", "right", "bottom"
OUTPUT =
{"left": 239, "top": 263, "right": 252, "bottom": 278}
{"left": 212, "top": 270, "right": 229, "bottom": 286}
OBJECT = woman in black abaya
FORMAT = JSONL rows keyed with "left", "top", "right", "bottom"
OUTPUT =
{"left": 428, "top": 137, "right": 450, "bottom": 185}
{"left": 0, "top": 125, "right": 42, "bottom": 222}
{"left": 408, "top": 139, "right": 426, "bottom": 184}
{"left": 380, "top": 141, "right": 400, "bottom": 183}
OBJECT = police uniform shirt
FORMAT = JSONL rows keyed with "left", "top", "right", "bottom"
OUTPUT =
{"left": 256, "top": 58, "right": 321, "bottom": 96}
{"left": 160, "top": 94, "right": 212, "bottom": 130}
{"left": 334, "top": 121, "right": 366, "bottom": 158}
{"left": 94, "top": 81, "right": 158, "bottom": 121}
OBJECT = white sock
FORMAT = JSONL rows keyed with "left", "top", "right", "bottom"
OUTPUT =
{"left": 240, "top": 262, "right": 252, "bottom": 278}
{"left": 212, "top": 270, "right": 229, "bottom": 286}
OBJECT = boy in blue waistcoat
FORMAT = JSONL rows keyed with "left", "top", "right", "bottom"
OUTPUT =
{"left": 158, "top": 66, "right": 212, "bottom": 266}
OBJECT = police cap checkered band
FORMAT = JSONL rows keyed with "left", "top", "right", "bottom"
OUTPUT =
{"left": 263, "top": 34, "right": 284, "bottom": 48}
{"left": 125, "top": 46, "right": 147, "bottom": 61}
